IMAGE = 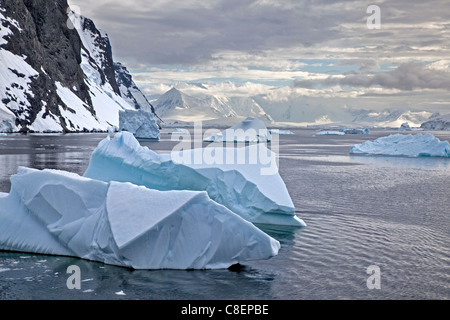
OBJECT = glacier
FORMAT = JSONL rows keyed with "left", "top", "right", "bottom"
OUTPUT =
{"left": 84, "top": 131, "right": 305, "bottom": 227}
{"left": 119, "top": 109, "right": 160, "bottom": 140}
{"left": 350, "top": 133, "right": 450, "bottom": 158}
{"left": 0, "top": 167, "right": 280, "bottom": 269}
{"left": 204, "top": 117, "right": 272, "bottom": 142}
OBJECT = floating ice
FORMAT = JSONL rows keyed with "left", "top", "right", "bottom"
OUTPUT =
{"left": 169, "top": 128, "right": 190, "bottom": 135}
{"left": 315, "top": 130, "right": 345, "bottom": 136}
{"left": 84, "top": 131, "right": 305, "bottom": 227}
{"left": 204, "top": 117, "right": 271, "bottom": 142}
{"left": 341, "top": 128, "right": 370, "bottom": 135}
{"left": 0, "top": 167, "right": 280, "bottom": 269}
{"left": 119, "top": 109, "right": 160, "bottom": 140}
{"left": 350, "top": 133, "right": 450, "bottom": 158}
{"left": 399, "top": 122, "right": 412, "bottom": 131}
{"left": 269, "top": 129, "right": 294, "bottom": 135}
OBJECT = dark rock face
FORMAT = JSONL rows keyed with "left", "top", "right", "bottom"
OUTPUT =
{"left": 80, "top": 16, "right": 120, "bottom": 96}
{"left": 1, "top": 0, "right": 91, "bottom": 131}
{"left": 1, "top": 0, "right": 157, "bottom": 132}
{"left": 115, "top": 62, "right": 163, "bottom": 126}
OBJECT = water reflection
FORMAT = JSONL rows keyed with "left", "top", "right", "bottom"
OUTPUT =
{"left": 0, "top": 134, "right": 104, "bottom": 192}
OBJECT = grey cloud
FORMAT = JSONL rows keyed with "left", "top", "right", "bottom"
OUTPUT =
{"left": 69, "top": 0, "right": 450, "bottom": 66}
{"left": 294, "top": 62, "right": 450, "bottom": 91}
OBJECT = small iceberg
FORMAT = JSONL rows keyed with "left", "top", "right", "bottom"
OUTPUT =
{"left": 169, "top": 128, "right": 190, "bottom": 135}
{"left": 204, "top": 117, "right": 271, "bottom": 142}
{"left": 269, "top": 129, "right": 294, "bottom": 135}
{"left": 341, "top": 128, "right": 370, "bottom": 135}
{"left": 350, "top": 133, "right": 450, "bottom": 158}
{"left": 0, "top": 167, "right": 280, "bottom": 269}
{"left": 84, "top": 131, "right": 305, "bottom": 227}
{"left": 119, "top": 109, "right": 160, "bottom": 140}
{"left": 399, "top": 122, "right": 412, "bottom": 131}
{"left": 315, "top": 130, "right": 345, "bottom": 136}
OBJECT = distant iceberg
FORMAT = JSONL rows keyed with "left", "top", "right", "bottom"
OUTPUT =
{"left": 341, "top": 128, "right": 370, "bottom": 135}
{"left": 119, "top": 109, "right": 160, "bottom": 140}
{"left": 399, "top": 122, "right": 412, "bottom": 131}
{"left": 315, "top": 130, "right": 345, "bottom": 136}
{"left": 350, "top": 133, "right": 450, "bottom": 158}
{"left": 421, "top": 113, "right": 450, "bottom": 131}
{"left": 204, "top": 117, "right": 271, "bottom": 142}
{"left": 84, "top": 132, "right": 305, "bottom": 227}
{"left": 269, "top": 129, "right": 294, "bottom": 135}
{"left": 0, "top": 167, "right": 280, "bottom": 269}
{"left": 169, "top": 128, "right": 190, "bottom": 135}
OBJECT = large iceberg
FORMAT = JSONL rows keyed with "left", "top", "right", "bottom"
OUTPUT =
{"left": 350, "top": 133, "right": 450, "bottom": 158}
{"left": 421, "top": 113, "right": 450, "bottom": 131}
{"left": 204, "top": 117, "right": 272, "bottom": 142}
{"left": 84, "top": 131, "right": 305, "bottom": 227}
{"left": 119, "top": 109, "right": 160, "bottom": 140}
{"left": 0, "top": 167, "right": 280, "bottom": 269}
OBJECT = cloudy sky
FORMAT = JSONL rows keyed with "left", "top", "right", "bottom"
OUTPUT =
{"left": 68, "top": 0, "right": 450, "bottom": 114}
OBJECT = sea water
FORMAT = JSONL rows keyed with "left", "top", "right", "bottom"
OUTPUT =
{"left": 0, "top": 129, "right": 448, "bottom": 300}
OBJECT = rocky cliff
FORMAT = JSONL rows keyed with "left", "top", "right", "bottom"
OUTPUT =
{"left": 0, "top": 0, "right": 158, "bottom": 133}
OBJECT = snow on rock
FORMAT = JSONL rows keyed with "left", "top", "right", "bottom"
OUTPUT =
{"left": 0, "top": 167, "right": 280, "bottom": 269}
{"left": 119, "top": 109, "right": 160, "bottom": 140}
{"left": 204, "top": 117, "right": 272, "bottom": 142}
{"left": 84, "top": 132, "right": 305, "bottom": 227}
{"left": 421, "top": 113, "right": 450, "bottom": 131}
{"left": 350, "top": 133, "right": 450, "bottom": 158}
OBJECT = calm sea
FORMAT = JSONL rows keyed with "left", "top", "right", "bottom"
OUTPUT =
{"left": 0, "top": 128, "right": 449, "bottom": 300}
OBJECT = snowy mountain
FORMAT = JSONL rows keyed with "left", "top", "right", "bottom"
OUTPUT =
{"left": 420, "top": 113, "right": 450, "bottom": 130}
{"left": 154, "top": 87, "right": 273, "bottom": 124}
{"left": 349, "top": 109, "right": 433, "bottom": 128}
{"left": 0, "top": 0, "right": 158, "bottom": 133}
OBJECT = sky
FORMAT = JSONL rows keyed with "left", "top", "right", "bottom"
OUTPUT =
{"left": 68, "top": 0, "right": 450, "bottom": 114}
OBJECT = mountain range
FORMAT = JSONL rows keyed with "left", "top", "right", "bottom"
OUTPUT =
{"left": 153, "top": 85, "right": 435, "bottom": 128}
{"left": 153, "top": 87, "right": 273, "bottom": 125}
{"left": 0, "top": 0, "right": 158, "bottom": 133}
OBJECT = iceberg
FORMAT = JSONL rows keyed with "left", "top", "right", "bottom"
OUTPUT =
{"left": 169, "top": 128, "right": 190, "bottom": 135}
{"left": 204, "top": 117, "right": 271, "bottom": 142}
{"left": 421, "top": 113, "right": 450, "bottom": 131}
{"left": 84, "top": 132, "right": 305, "bottom": 227}
{"left": 119, "top": 109, "right": 160, "bottom": 140}
{"left": 341, "top": 128, "right": 370, "bottom": 135}
{"left": 350, "top": 133, "right": 450, "bottom": 158}
{"left": 0, "top": 167, "right": 280, "bottom": 269}
{"left": 315, "top": 130, "right": 345, "bottom": 136}
{"left": 399, "top": 122, "right": 412, "bottom": 131}
{"left": 269, "top": 129, "right": 294, "bottom": 135}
